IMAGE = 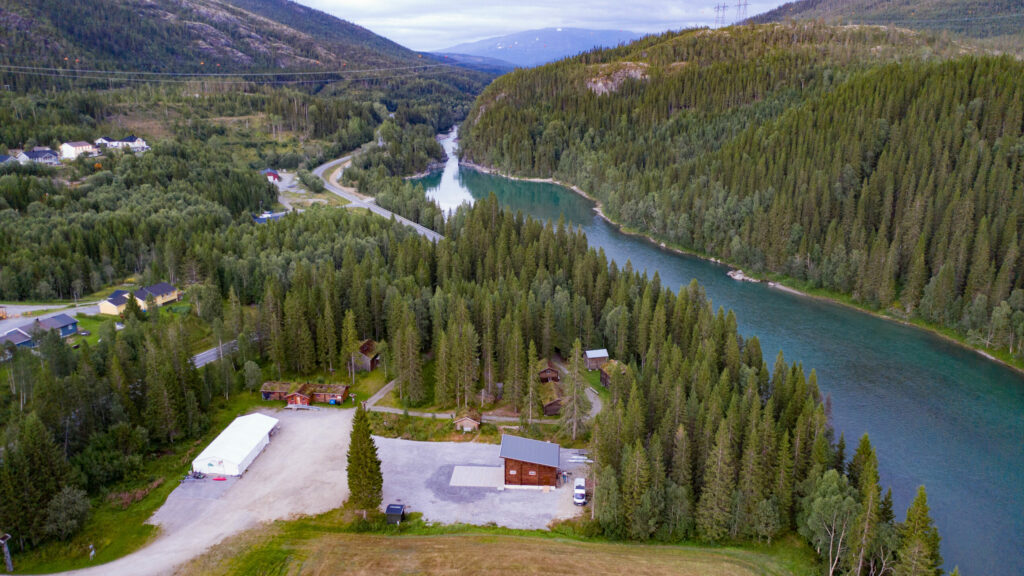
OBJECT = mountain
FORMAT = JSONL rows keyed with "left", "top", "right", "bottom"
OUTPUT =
{"left": 432, "top": 53, "right": 516, "bottom": 75}
{"left": 436, "top": 27, "right": 642, "bottom": 68}
{"left": 750, "top": 0, "right": 1024, "bottom": 53}
{"left": 461, "top": 23, "right": 1024, "bottom": 351}
{"left": 0, "top": 0, "right": 495, "bottom": 80}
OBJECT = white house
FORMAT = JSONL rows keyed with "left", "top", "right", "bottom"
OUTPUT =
{"left": 192, "top": 413, "right": 279, "bottom": 476}
{"left": 96, "top": 136, "right": 149, "bottom": 152}
{"left": 16, "top": 147, "right": 60, "bottom": 166}
{"left": 60, "top": 141, "right": 98, "bottom": 160}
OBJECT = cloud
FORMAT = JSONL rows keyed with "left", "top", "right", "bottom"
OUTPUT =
{"left": 300, "top": 0, "right": 787, "bottom": 50}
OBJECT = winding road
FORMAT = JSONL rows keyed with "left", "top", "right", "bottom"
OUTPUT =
{"left": 312, "top": 154, "right": 443, "bottom": 242}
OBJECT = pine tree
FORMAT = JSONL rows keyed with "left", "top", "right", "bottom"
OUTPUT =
{"left": 347, "top": 405, "right": 383, "bottom": 512}
{"left": 522, "top": 340, "right": 542, "bottom": 424}
{"left": 894, "top": 486, "right": 942, "bottom": 576}
{"left": 697, "top": 421, "right": 737, "bottom": 542}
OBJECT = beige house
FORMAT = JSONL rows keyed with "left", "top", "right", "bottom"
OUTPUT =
{"left": 99, "top": 282, "right": 181, "bottom": 315}
{"left": 60, "top": 141, "right": 98, "bottom": 160}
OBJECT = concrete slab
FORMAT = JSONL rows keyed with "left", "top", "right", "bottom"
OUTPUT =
{"left": 450, "top": 465, "right": 504, "bottom": 488}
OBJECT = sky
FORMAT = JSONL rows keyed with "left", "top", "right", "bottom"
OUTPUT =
{"left": 299, "top": 0, "right": 790, "bottom": 51}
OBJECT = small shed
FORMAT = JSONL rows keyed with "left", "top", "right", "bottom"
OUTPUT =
{"left": 599, "top": 359, "right": 625, "bottom": 387}
{"left": 453, "top": 410, "right": 481, "bottom": 432}
{"left": 538, "top": 361, "right": 560, "bottom": 383}
{"left": 354, "top": 339, "right": 381, "bottom": 372}
{"left": 260, "top": 381, "right": 292, "bottom": 401}
{"left": 542, "top": 398, "right": 563, "bottom": 416}
{"left": 385, "top": 503, "right": 405, "bottom": 524}
{"left": 584, "top": 349, "right": 609, "bottom": 370}
{"left": 499, "top": 434, "right": 560, "bottom": 487}
{"left": 192, "top": 413, "right": 279, "bottom": 476}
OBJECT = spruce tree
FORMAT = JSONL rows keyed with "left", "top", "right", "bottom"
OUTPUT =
{"left": 560, "top": 339, "right": 592, "bottom": 440}
{"left": 596, "top": 465, "right": 625, "bottom": 539}
{"left": 848, "top": 435, "right": 881, "bottom": 576}
{"left": 347, "top": 405, "right": 383, "bottom": 512}
{"left": 894, "top": 486, "right": 942, "bottom": 576}
{"left": 696, "top": 421, "right": 736, "bottom": 542}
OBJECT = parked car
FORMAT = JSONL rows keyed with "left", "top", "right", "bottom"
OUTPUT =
{"left": 573, "top": 477, "right": 587, "bottom": 506}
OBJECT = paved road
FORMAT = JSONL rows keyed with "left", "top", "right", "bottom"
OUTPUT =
{"left": 312, "top": 154, "right": 444, "bottom": 242}
{"left": 191, "top": 340, "right": 238, "bottom": 368}
{"left": 0, "top": 302, "right": 100, "bottom": 335}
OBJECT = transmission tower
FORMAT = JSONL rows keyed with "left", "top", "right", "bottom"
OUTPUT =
{"left": 714, "top": 4, "right": 726, "bottom": 28}
{"left": 735, "top": 0, "right": 749, "bottom": 23}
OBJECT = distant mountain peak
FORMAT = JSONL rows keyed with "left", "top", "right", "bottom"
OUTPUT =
{"left": 435, "top": 27, "right": 643, "bottom": 68}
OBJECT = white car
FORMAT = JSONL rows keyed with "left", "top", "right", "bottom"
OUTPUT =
{"left": 573, "top": 477, "right": 587, "bottom": 506}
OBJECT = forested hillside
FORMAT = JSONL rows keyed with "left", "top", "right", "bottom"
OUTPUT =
{"left": 1, "top": 194, "right": 943, "bottom": 575}
{"left": 460, "top": 23, "right": 1024, "bottom": 357}
{"left": 751, "top": 0, "right": 1024, "bottom": 53}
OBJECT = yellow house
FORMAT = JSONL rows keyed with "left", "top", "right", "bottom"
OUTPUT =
{"left": 99, "top": 283, "right": 181, "bottom": 315}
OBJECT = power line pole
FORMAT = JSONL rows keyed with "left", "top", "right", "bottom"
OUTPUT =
{"left": 714, "top": 4, "right": 726, "bottom": 28}
{"left": 735, "top": 0, "right": 749, "bottom": 24}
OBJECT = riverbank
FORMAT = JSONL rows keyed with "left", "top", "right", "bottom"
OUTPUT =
{"left": 457, "top": 160, "right": 1024, "bottom": 376}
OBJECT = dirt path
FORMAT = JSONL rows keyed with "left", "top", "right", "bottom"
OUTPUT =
{"left": 53, "top": 408, "right": 354, "bottom": 576}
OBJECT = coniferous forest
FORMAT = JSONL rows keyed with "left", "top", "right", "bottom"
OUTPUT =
{"left": 460, "top": 23, "right": 1024, "bottom": 356}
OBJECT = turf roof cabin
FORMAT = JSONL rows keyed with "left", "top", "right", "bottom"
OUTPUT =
{"left": 353, "top": 339, "right": 381, "bottom": 372}
{"left": 260, "top": 381, "right": 350, "bottom": 406}
{"left": 499, "top": 434, "right": 560, "bottom": 487}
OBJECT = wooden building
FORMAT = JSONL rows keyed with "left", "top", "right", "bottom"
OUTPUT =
{"left": 285, "top": 391, "right": 310, "bottom": 406}
{"left": 584, "top": 349, "right": 609, "bottom": 370}
{"left": 261, "top": 381, "right": 349, "bottom": 406}
{"left": 499, "top": 434, "right": 560, "bottom": 487}
{"left": 354, "top": 339, "right": 381, "bottom": 372}
{"left": 453, "top": 410, "right": 481, "bottom": 432}
{"left": 599, "top": 359, "right": 625, "bottom": 387}
{"left": 538, "top": 361, "right": 560, "bottom": 383}
{"left": 542, "top": 398, "right": 563, "bottom": 416}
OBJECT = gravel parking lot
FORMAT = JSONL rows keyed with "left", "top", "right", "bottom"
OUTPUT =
{"left": 376, "top": 437, "right": 588, "bottom": 530}
{"left": 61, "top": 408, "right": 354, "bottom": 576}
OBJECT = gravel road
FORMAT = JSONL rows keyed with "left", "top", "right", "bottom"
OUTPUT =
{"left": 52, "top": 408, "right": 354, "bottom": 576}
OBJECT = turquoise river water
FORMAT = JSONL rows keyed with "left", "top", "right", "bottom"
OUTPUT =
{"left": 414, "top": 130, "right": 1023, "bottom": 575}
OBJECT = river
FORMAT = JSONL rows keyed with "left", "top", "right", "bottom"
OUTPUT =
{"left": 414, "top": 129, "right": 1024, "bottom": 575}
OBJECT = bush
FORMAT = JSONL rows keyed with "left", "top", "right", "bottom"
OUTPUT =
{"left": 44, "top": 486, "right": 90, "bottom": 541}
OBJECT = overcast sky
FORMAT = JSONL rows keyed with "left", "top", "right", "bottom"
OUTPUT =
{"left": 299, "top": 1, "right": 790, "bottom": 51}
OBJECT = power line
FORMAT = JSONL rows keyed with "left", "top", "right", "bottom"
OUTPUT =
{"left": 0, "top": 64, "right": 460, "bottom": 86}
{"left": 0, "top": 62, "right": 454, "bottom": 78}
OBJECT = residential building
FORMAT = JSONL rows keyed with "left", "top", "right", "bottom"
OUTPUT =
{"left": 16, "top": 147, "right": 60, "bottom": 166}
{"left": 0, "top": 313, "right": 79, "bottom": 349}
{"left": 60, "top": 141, "right": 99, "bottom": 160}
{"left": 261, "top": 168, "right": 281, "bottom": 182}
{"left": 99, "top": 283, "right": 181, "bottom": 315}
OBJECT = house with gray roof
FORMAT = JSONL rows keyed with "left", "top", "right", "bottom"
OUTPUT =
{"left": 499, "top": 434, "right": 560, "bottom": 487}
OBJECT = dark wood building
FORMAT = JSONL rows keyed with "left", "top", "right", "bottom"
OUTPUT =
{"left": 538, "top": 361, "right": 560, "bottom": 383}
{"left": 499, "top": 434, "right": 560, "bottom": 487}
{"left": 542, "top": 398, "right": 563, "bottom": 416}
{"left": 262, "top": 381, "right": 349, "bottom": 406}
{"left": 354, "top": 339, "right": 381, "bottom": 372}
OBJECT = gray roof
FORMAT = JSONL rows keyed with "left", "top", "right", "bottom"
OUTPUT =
{"left": 499, "top": 434, "right": 560, "bottom": 468}
{"left": 0, "top": 330, "right": 32, "bottom": 346}
{"left": 39, "top": 313, "right": 77, "bottom": 330}
{"left": 585, "top": 349, "right": 609, "bottom": 359}
{"left": 136, "top": 282, "right": 177, "bottom": 300}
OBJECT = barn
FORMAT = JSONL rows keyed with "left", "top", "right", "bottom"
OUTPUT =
{"left": 192, "top": 413, "right": 279, "bottom": 476}
{"left": 499, "top": 434, "right": 560, "bottom": 487}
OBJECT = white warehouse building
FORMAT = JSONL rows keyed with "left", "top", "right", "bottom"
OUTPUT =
{"left": 192, "top": 413, "right": 279, "bottom": 476}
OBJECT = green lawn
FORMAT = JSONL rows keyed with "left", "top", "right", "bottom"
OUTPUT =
{"left": 12, "top": 393, "right": 268, "bottom": 574}
{"left": 347, "top": 367, "right": 389, "bottom": 404}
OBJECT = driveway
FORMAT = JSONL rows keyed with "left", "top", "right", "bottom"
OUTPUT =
{"left": 376, "top": 437, "right": 586, "bottom": 530}
{"left": 54, "top": 408, "right": 354, "bottom": 576}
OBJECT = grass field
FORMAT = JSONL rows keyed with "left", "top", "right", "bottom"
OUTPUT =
{"left": 178, "top": 509, "right": 818, "bottom": 576}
